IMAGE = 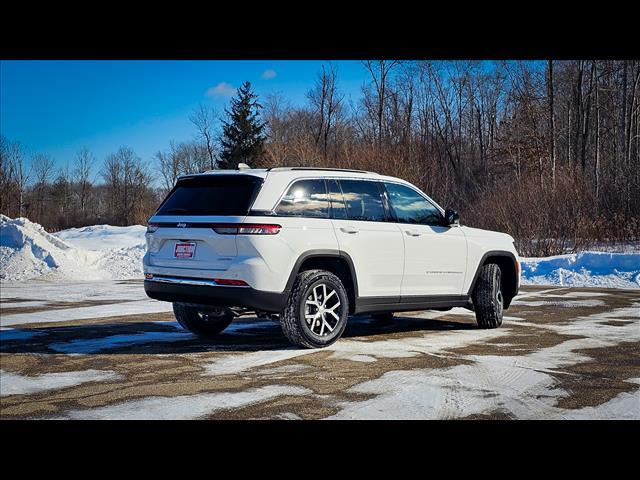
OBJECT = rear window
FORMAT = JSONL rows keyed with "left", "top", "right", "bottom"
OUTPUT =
{"left": 156, "top": 175, "right": 263, "bottom": 216}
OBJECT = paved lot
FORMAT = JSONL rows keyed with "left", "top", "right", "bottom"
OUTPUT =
{"left": 1, "top": 282, "right": 638, "bottom": 419}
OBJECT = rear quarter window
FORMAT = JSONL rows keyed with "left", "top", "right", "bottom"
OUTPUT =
{"left": 275, "top": 179, "right": 329, "bottom": 218}
{"left": 156, "top": 175, "right": 263, "bottom": 216}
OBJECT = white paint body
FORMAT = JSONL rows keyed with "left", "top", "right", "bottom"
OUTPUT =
{"left": 143, "top": 168, "right": 520, "bottom": 299}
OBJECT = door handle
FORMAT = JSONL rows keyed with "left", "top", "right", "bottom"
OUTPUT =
{"left": 405, "top": 229, "right": 421, "bottom": 237}
{"left": 340, "top": 226, "right": 359, "bottom": 234}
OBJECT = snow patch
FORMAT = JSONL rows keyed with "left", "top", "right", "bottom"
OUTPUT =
{"left": 511, "top": 299, "right": 606, "bottom": 308}
{"left": 203, "top": 349, "right": 318, "bottom": 376}
{"left": 57, "top": 385, "right": 312, "bottom": 420}
{"left": 0, "top": 300, "right": 49, "bottom": 309}
{"left": 55, "top": 224, "right": 146, "bottom": 251}
{"left": 0, "top": 369, "right": 121, "bottom": 396}
{"left": 1, "top": 300, "right": 173, "bottom": 327}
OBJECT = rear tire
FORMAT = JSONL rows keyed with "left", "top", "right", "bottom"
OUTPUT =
{"left": 281, "top": 269, "right": 349, "bottom": 348}
{"left": 173, "top": 303, "right": 234, "bottom": 337}
{"left": 472, "top": 263, "right": 503, "bottom": 328}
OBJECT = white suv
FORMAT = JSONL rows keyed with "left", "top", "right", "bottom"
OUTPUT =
{"left": 143, "top": 167, "right": 520, "bottom": 348}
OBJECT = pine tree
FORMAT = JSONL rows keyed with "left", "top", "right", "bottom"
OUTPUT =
{"left": 219, "top": 81, "right": 266, "bottom": 169}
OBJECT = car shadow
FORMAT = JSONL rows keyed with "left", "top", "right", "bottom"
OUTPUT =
{"left": 0, "top": 313, "right": 477, "bottom": 355}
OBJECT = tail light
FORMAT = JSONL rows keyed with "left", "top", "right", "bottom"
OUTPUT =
{"left": 213, "top": 278, "right": 249, "bottom": 286}
{"left": 147, "top": 223, "right": 159, "bottom": 233}
{"left": 212, "top": 223, "right": 281, "bottom": 235}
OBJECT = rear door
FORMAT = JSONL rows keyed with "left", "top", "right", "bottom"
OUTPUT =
{"left": 383, "top": 182, "right": 467, "bottom": 296}
{"left": 329, "top": 179, "right": 404, "bottom": 298}
{"left": 146, "top": 175, "right": 262, "bottom": 272}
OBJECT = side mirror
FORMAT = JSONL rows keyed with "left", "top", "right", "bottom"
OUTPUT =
{"left": 444, "top": 208, "right": 460, "bottom": 226}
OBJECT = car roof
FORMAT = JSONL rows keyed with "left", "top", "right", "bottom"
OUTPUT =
{"left": 180, "top": 166, "right": 400, "bottom": 182}
{"left": 176, "top": 166, "right": 434, "bottom": 212}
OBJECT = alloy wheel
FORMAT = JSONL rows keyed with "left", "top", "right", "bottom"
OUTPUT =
{"left": 304, "top": 283, "right": 342, "bottom": 337}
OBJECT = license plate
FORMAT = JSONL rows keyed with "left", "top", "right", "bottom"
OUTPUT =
{"left": 174, "top": 242, "right": 196, "bottom": 259}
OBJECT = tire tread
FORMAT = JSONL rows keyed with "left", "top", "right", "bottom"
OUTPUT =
{"left": 472, "top": 263, "right": 503, "bottom": 329}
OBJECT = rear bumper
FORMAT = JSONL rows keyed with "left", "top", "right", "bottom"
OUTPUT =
{"left": 144, "top": 276, "right": 288, "bottom": 312}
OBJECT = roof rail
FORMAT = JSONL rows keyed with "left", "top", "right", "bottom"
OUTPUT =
{"left": 267, "top": 166, "right": 376, "bottom": 174}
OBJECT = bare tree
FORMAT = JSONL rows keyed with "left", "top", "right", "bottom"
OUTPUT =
{"left": 307, "top": 64, "right": 344, "bottom": 158}
{"left": 73, "top": 147, "right": 94, "bottom": 216}
{"left": 547, "top": 60, "right": 556, "bottom": 186}
{"left": 0, "top": 135, "right": 17, "bottom": 216}
{"left": 32, "top": 153, "right": 55, "bottom": 221}
{"left": 189, "top": 104, "right": 218, "bottom": 170}
{"left": 362, "top": 60, "right": 400, "bottom": 146}
{"left": 102, "top": 146, "right": 155, "bottom": 225}
{"left": 11, "top": 141, "right": 30, "bottom": 217}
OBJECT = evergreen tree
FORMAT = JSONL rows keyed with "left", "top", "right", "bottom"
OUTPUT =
{"left": 219, "top": 81, "right": 266, "bottom": 169}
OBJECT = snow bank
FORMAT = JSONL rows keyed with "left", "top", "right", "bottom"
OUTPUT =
{"left": 521, "top": 251, "right": 640, "bottom": 289}
{"left": 55, "top": 224, "right": 146, "bottom": 251}
{"left": 0, "top": 215, "right": 146, "bottom": 282}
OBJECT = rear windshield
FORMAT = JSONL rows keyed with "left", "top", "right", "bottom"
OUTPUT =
{"left": 156, "top": 175, "right": 263, "bottom": 216}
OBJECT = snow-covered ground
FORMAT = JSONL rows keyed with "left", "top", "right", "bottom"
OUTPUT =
{"left": 1, "top": 215, "right": 638, "bottom": 288}
{"left": 1, "top": 285, "right": 637, "bottom": 419}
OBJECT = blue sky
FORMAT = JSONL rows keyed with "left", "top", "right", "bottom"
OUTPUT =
{"left": 0, "top": 60, "right": 367, "bottom": 173}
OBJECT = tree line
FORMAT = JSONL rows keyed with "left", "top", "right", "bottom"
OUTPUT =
{"left": 1, "top": 61, "right": 638, "bottom": 255}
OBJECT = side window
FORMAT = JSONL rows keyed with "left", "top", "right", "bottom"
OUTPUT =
{"left": 338, "top": 179, "right": 387, "bottom": 222}
{"left": 384, "top": 182, "right": 442, "bottom": 225}
{"left": 327, "top": 179, "right": 347, "bottom": 219}
{"left": 275, "top": 179, "right": 329, "bottom": 218}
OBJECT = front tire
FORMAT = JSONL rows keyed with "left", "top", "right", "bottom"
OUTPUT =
{"left": 472, "top": 263, "right": 504, "bottom": 328}
{"left": 173, "top": 303, "right": 234, "bottom": 337}
{"left": 281, "top": 269, "right": 349, "bottom": 348}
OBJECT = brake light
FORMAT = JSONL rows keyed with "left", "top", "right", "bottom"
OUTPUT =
{"left": 213, "top": 278, "right": 249, "bottom": 286}
{"left": 147, "top": 223, "right": 159, "bottom": 233}
{"left": 212, "top": 223, "right": 281, "bottom": 235}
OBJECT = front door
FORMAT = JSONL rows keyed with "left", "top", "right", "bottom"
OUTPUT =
{"left": 383, "top": 182, "right": 467, "bottom": 297}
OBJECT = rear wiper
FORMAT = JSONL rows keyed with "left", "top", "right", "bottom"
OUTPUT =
{"left": 166, "top": 208, "right": 188, "bottom": 214}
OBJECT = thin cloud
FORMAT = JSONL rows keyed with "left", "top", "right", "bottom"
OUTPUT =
{"left": 261, "top": 69, "right": 277, "bottom": 80}
{"left": 206, "top": 82, "right": 236, "bottom": 97}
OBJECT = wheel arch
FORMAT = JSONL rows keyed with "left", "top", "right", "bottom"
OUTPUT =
{"left": 285, "top": 250, "right": 358, "bottom": 314}
{"left": 467, "top": 251, "right": 519, "bottom": 308}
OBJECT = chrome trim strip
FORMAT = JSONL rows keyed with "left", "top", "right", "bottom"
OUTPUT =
{"left": 145, "top": 276, "right": 250, "bottom": 288}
